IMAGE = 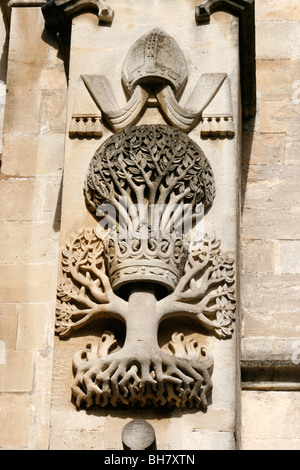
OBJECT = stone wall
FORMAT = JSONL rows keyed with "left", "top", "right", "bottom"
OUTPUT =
{"left": 240, "top": 0, "right": 300, "bottom": 450}
{"left": 0, "top": 5, "right": 67, "bottom": 449}
{"left": 0, "top": 0, "right": 299, "bottom": 451}
{"left": 0, "top": 7, "right": 8, "bottom": 161}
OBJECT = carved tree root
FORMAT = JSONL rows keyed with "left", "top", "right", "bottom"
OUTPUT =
{"left": 72, "top": 346, "right": 213, "bottom": 409}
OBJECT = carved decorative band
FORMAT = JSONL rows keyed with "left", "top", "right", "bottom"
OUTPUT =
{"left": 69, "top": 115, "right": 103, "bottom": 138}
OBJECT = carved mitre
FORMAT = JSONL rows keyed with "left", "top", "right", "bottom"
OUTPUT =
{"left": 122, "top": 28, "right": 188, "bottom": 97}
{"left": 84, "top": 124, "right": 215, "bottom": 291}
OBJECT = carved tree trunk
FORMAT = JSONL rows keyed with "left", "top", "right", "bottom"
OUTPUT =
{"left": 124, "top": 283, "right": 159, "bottom": 353}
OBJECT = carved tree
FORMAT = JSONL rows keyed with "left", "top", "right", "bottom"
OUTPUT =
{"left": 56, "top": 228, "right": 235, "bottom": 409}
{"left": 56, "top": 124, "right": 236, "bottom": 409}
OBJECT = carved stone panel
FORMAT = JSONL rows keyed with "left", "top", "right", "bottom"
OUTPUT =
{"left": 56, "top": 125, "right": 236, "bottom": 409}
{"left": 50, "top": 1, "right": 241, "bottom": 449}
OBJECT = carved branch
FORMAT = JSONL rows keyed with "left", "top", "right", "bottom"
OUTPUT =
{"left": 56, "top": 229, "right": 127, "bottom": 337}
{"left": 157, "top": 236, "right": 236, "bottom": 339}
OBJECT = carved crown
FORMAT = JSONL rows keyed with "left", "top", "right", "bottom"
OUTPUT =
{"left": 104, "top": 234, "right": 188, "bottom": 292}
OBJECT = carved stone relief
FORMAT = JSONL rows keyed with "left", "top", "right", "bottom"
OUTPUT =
{"left": 70, "top": 28, "right": 235, "bottom": 138}
{"left": 56, "top": 125, "right": 236, "bottom": 409}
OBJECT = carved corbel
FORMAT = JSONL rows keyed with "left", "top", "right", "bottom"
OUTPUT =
{"left": 42, "top": 0, "right": 114, "bottom": 31}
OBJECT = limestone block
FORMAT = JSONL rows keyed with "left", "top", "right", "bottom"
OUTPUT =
{"left": 50, "top": 409, "right": 106, "bottom": 432}
{"left": 40, "top": 90, "right": 67, "bottom": 135}
{"left": 241, "top": 438, "right": 300, "bottom": 451}
{"left": 241, "top": 391, "right": 300, "bottom": 440}
{"left": 256, "top": 59, "right": 300, "bottom": 102}
{"left": 9, "top": 6, "right": 47, "bottom": 41}
{"left": 241, "top": 240, "right": 276, "bottom": 273}
{"left": 16, "top": 304, "right": 48, "bottom": 350}
{"left": 7, "top": 56, "right": 66, "bottom": 93}
{"left": 292, "top": 22, "right": 300, "bottom": 59}
{"left": 0, "top": 179, "right": 43, "bottom": 222}
{"left": 255, "top": 21, "right": 293, "bottom": 59}
{"left": 183, "top": 407, "right": 235, "bottom": 432}
{"left": 0, "top": 350, "right": 34, "bottom": 392}
{"left": 258, "top": 100, "right": 300, "bottom": 136}
{"left": 1, "top": 134, "right": 65, "bottom": 177}
{"left": 3, "top": 90, "right": 42, "bottom": 136}
{"left": 285, "top": 136, "right": 300, "bottom": 165}
{"left": 277, "top": 240, "right": 300, "bottom": 274}
{"left": 0, "top": 394, "right": 31, "bottom": 449}
{"left": 0, "top": 222, "right": 60, "bottom": 263}
{"left": 6, "top": 32, "right": 66, "bottom": 92}
{"left": 40, "top": 178, "right": 62, "bottom": 223}
{"left": 50, "top": 430, "right": 105, "bottom": 450}
{"left": 0, "top": 263, "right": 58, "bottom": 302}
{"left": 0, "top": 303, "right": 18, "bottom": 350}
{"left": 182, "top": 430, "right": 235, "bottom": 450}
{"left": 243, "top": 177, "right": 300, "bottom": 212}
{"left": 242, "top": 207, "right": 300, "bottom": 240}
{"left": 242, "top": 311, "right": 300, "bottom": 339}
{"left": 241, "top": 273, "right": 300, "bottom": 316}
{"left": 242, "top": 132, "right": 285, "bottom": 166}
{"left": 255, "top": 0, "right": 300, "bottom": 20}
{"left": 241, "top": 338, "right": 300, "bottom": 366}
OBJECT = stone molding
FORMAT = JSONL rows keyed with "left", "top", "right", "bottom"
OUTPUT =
{"left": 41, "top": 0, "right": 114, "bottom": 33}
{"left": 195, "top": 0, "right": 256, "bottom": 118}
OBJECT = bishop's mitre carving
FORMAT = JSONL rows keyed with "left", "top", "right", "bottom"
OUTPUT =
{"left": 70, "top": 28, "right": 234, "bottom": 138}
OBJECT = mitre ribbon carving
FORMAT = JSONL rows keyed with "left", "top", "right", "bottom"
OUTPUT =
{"left": 56, "top": 125, "right": 236, "bottom": 409}
{"left": 70, "top": 28, "right": 234, "bottom": 137}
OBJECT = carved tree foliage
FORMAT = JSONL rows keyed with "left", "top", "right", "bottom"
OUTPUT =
{"left": 84, "top": 124, "right": 215, "bottom": 235}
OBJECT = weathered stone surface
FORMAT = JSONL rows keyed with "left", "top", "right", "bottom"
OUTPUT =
{"left": 258, "top": 100, "right": 300, "bottom": 136}
{"left": 256, "top": 59, "right": 300, "bottom": 101}
{"left": 0, "top": 263, "right": 58, "bottom": 302}
{"left": 0, "top": 179, "right": 43, "bottom": 222}
{"left": 1, "top": 134, "right": 65, "bottom": 177}
{"left": 16, "top": 304, "right": 48, "bottom": 350}
{"left": 0, "top": 394, "right": 31, "bottom": 449}
{"left": 0, "top": 350, "right": 34, "bottom": 392}
{"left": 182, "top": 430, "right": 235, "bottom": 450}
{"left": 122, "top": 419, "right": 156, "bottom": 450}
{"left": 277, "top": 240, "right": 300, "bottom": 274}
{"left": 292, "top": 22, "right": 300, "bottom": 59}
{"left": 242, "top": 207, "right": 300, "bottom": 240}
{"left": 241, "top": 240, "right": 276, "bottom": 273}
{"left": 0, "top": 222, "right": 60, "bottom": 262}
{"left": 242, "top": 132, "right": 285, "bottom": 166}
{"left": 241, "top": 338, "right": 300, "bottom": 366}
{"left": 255, "top": 21, "right": 293, "bottom": 59}
{"left": 0, "top": 304, "right": 18, "bottom": 350}
{"left": 285, "top": 136, "right": 300, "bottom": 165}
{"left": 241, "top": 273, "right": 300, "bottom": 316}
{"left": 3, "top": 0, "right": 300, "bottom": 453}
{"left": 241, "top": 391, "right": 300, "bottom": 445}
{"left": 242, "top": 311, "right": 300, "bottom": 339}
{"left": 255, "top": 0, "right": 300, "bottom": 20}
